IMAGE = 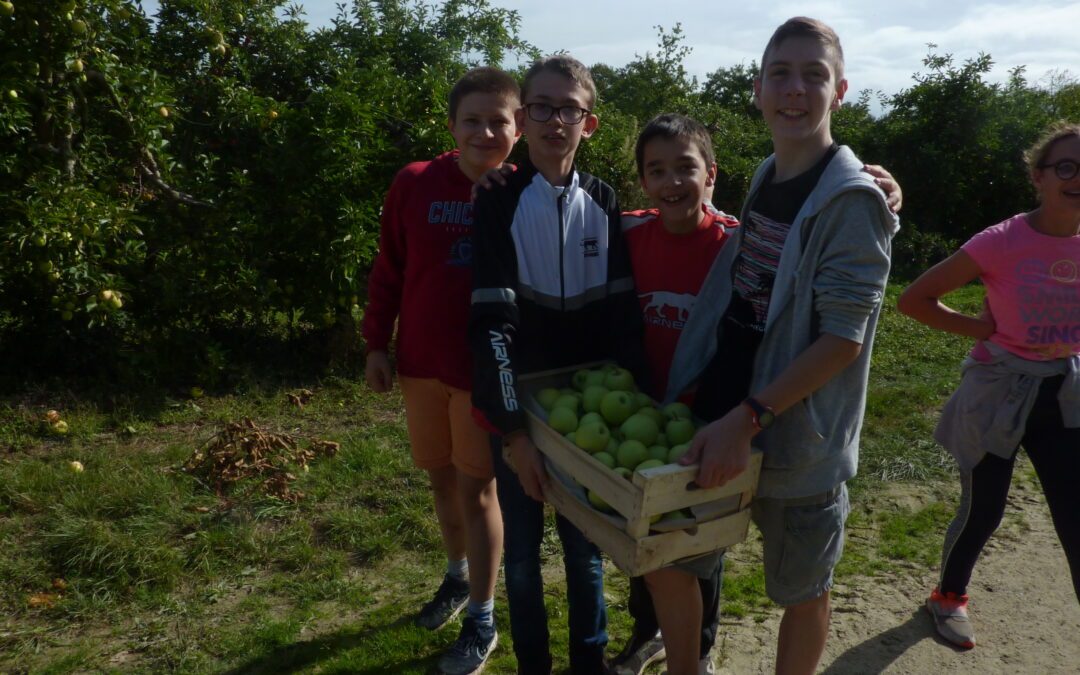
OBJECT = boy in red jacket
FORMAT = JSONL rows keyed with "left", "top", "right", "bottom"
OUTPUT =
{"left": 361, "top": 66, "right": 520, "bottom": 675}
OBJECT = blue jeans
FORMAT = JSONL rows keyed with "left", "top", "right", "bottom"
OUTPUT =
{"left": 492, "top": 436, "right": 608, "bottom": 674}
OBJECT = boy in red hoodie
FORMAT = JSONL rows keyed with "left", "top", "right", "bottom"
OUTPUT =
{"left": 361, "top": 66, "right": 520, "bottom": 675}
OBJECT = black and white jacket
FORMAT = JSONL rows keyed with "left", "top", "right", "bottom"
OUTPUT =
{"left": 469, "top": 161, "right": 648, "bottom": 435}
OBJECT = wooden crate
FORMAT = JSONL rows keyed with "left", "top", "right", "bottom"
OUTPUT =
{"left": 519, "top": 364, "right": 762, "bottom": 576}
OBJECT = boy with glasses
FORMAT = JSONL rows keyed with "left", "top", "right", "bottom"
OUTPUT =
{"left": 470, "top": 54, "right": 648, "bottom": 674}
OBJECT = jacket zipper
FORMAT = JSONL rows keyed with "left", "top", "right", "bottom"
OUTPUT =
{"left": 557, "top": 190, "right": 566, "bottom": 311}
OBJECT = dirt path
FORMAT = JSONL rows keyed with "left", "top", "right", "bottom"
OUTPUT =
{"left": 711, "top": 481, "right": 1080, "bottom": 674}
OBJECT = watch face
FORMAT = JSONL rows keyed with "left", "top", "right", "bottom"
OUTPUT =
{"left": 758, "top": 409, "right": 776, "bottom": 429}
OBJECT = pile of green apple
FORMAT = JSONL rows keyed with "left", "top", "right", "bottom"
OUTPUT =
{"left": 534, "top": 365, "right": 701, "bottom": 522}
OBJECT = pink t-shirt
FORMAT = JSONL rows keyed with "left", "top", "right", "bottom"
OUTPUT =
{"left": 962, "top": 213, "right": 1080, "bottom": 361}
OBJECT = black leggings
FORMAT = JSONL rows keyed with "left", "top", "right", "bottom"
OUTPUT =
{"left": 939, "top": 376, "right": 1080, "bottom": 600}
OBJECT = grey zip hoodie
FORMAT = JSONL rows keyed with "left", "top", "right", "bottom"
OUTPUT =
{"left": 665, "top": 146, "right": 901, "bottom": 498}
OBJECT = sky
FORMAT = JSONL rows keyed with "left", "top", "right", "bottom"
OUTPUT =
{"left": 143, "top": 1, "right": 1079, "bottom": 114}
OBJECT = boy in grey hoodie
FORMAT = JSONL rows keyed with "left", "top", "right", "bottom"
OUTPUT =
{"left": 666, "top": 17, "right": 899, "bottom": 674}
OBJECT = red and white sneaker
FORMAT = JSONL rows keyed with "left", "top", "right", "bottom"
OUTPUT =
{"left": 925, "top": 587, "right": 975, "bottom": 649}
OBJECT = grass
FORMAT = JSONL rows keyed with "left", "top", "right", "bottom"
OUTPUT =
{"left": 0, "top": 280, "right": 1011, "bottom": 672}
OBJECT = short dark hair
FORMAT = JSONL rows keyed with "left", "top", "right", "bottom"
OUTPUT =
{"left": 448, "top": 67, "right": 520, "bottom": 121}
{"left": 635, "top": 113, "right": 715, "bottom": 177}
{"left": 761, "top": 16, "right": 844, "bottom": 80}
{"left": 521, "top": 55, "right": 597, "bottom": 109}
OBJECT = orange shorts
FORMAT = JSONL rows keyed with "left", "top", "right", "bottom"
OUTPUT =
{"left": 398, "top": 376, "right": 493, "bottom": 480}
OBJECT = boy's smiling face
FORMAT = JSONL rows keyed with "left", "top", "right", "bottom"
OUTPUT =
{"left": 639, "top": 136, "right": 716, "bottom": 233}
{"left": 754, "top": 36, "right": 847, "bottom": 150}
{"left": 518, "top": 71, "right": 598, "bottom": 175}
{"left": 448, "top": 91, "right": 520, "bottom": 182}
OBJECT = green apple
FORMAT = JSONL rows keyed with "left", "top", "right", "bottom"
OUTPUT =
{"left": 667, "top": 443, "right": 691, "bottom": 464}
{"left": 587, "top": 489, "right": 613, "bottom": 513}
{"left": 603, "top": 367, "right": 635, "bottom": 392}
{"left": 620, "top": 414, "right": 659, "bottom": 447}
{"left": 663, "top": 401, "right": 693, "bottom": 421}
{"left": 52, "top": 420, "right": 69, "bottom": 435}
{"left": 60, "top": 310, "right": 73, "bottom": 321}
{"left": 6, "top": 90, "right": 17, "bottom": 100}
{"left": 67, "top": 59, "right": 85, "bottom": 73}
{"left": 647, "top": 445, "right": 668, "bottom": 462}
{"left": 605, "top": 437, "right": 619, "bottom": 456}
{"left": 582, "top": 384, "right": 608, "bottom": 413}
{"left": 635, "top": 459, "right": 665, "bottom": 473}
{"left": 585, "top": 370, "right": 607, "bottom": 388}
{"left": 68, "top": 460, "right": 84, "bottom": 473}
{"left": 662, "top": 509, "right": 691, "bottom": 521}
{"left": 635, "top": 406, "right": 666, "bottom": 428}
{"left": 71, "top": 18, "right": 88, "bottom": 34}
{"left": 599, "top": 390, "right": 635, "bottom": 425}
{"left": 60, "top": 0, "right": 77, "bottom": 12}
{"left": 616, "top": 440, "right": 648, "bottom": 470}
{"left": 553, "top": 393, "right": 580, "bottom": 414}
{"left": 665, "top": 418, "right": 695, "bottom": 446}
{"left": 535, "top": 387, "right": 561, "bottom": 411}
{"left": 614, "top": 466, "right": 633, "bottom": 481}
{"left": 548, "top": 406, "right": 577, "bottom": 434}
{"left": 633, "top": 391, "right": 652, "bottom": 410}
{"left": 0, "top": 1, "right": 14, "bottom": 17}
{"left": 575, "top": 420, "right": 610, "bottom": 453}
{"left": 571, "top": 368, "right": 590, "bottom": 391}
{"left": 579, "top": 412, "right": 604, "bottom": 427}
{"left": 592, "top": 451, "right": 616, "bottom": 470}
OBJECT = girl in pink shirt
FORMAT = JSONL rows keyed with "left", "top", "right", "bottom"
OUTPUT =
{"left": 898, "top": 121, "right": 1080, "bottom": 650}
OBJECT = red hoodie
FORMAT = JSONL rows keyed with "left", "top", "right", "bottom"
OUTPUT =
{"left": 362, "top": 151, "right": 476, "bottom": 390}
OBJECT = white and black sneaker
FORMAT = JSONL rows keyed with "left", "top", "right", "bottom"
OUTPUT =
{"left": 417, "top": 574, "right": 470, "bottom": 631}
{"left": 610, "top": 630, "right": 666, "bottom": 675}
{"left": 437, "top": 616, "right": 498, "bottom": 674}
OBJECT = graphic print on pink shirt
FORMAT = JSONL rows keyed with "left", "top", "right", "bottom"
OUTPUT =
{"left": 963, "top": 213, "right": 1080, "bottom": 360}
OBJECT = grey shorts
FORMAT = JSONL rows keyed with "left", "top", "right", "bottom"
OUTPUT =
{"left": 751, "top": 483, "right": 850, "bottom": 606}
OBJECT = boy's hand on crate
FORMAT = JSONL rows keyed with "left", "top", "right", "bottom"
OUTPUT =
{"left": 505, "top": 434, "right": 548, "bottom": 502}
{"left": 364, "top": 350, "right": 394, "bottom": 393}
{"left": 680, "top": 406, "right": 755, "bottom": 488}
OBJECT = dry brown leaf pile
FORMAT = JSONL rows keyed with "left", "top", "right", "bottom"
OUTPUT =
{"left": 182, "top": 419, "right": 339, "bottom": 502}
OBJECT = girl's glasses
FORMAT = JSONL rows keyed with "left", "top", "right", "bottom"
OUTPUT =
{"left": 1038, "top": 159, "right": 1079, "bottom": 181}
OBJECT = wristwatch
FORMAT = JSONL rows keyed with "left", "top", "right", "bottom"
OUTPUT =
{"left": 742, "top": 397, "right": 776, "bottom": 431}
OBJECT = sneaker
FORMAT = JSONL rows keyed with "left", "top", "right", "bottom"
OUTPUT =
{"left": 925, "top": 587, "right": 976, "bottom": 649}
{"left": 417, "top": 574, "right": 470, "bottom": 631}
{"left": 610, "top": 630, "right": 666, "bottom": 675}
{"left": 699, "top": 655, "right": 716, "bottom": 675}
{"left": 438, "top": 617, "right": 498, "bottom": 674}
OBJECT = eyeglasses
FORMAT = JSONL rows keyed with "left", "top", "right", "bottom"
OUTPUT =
{"left": 524, "top": 103, "right": 591, "bottom": 125}
{"left": 1038, "top": 159, "right": 1079, "bottom": 181}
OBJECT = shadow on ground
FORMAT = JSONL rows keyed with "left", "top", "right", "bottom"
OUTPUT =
{"left": 822, "top": 607, "right": 968, "bottom": 674}
{"left": 223, "top": 616, "right": 442, "bottom": 675}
